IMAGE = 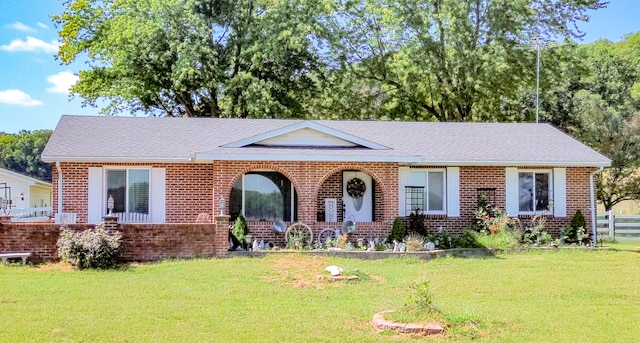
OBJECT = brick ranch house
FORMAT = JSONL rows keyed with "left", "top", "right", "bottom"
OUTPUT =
{"left": 41, "top": 115, "right": 610, "bottom": 245}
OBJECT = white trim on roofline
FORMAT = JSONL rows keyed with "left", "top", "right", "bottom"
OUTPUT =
{"left": 193, "top": 153, "right": 420, "bottom": 163}
{"left": 410, "top": 160, "right": 611, "bottom": 167}
{"left": 223, "top": 120, "right": 391, "bottom": 150}
{"left": 41, "top": 156, "right": 195, "bottom": 163}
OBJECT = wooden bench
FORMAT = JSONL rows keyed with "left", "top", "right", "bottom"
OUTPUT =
{"left": 0, "top": 252, "right": 31, "bottom": 266}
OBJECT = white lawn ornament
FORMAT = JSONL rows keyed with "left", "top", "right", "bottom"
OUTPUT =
{"left": 325, "top": 265, "right": 344, "bottom": 276}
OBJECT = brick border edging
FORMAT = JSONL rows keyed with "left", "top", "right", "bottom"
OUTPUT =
{"left": 372, "top": 310, "right": 444, "bottom": 335}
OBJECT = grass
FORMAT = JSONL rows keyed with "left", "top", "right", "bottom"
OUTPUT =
{"left": 1, "top": 241, "right": 639, "bottom": 342}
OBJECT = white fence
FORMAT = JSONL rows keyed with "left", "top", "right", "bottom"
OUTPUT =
{"left": 597, "top": 211, "right": 640, "bottom": 241}
{"left": 10, "top": 206, "right": 52, "bottom": 222}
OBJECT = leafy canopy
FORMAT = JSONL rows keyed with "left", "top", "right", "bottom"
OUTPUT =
{"left": 54, "top": 0, "right": 326, "bottom": 118}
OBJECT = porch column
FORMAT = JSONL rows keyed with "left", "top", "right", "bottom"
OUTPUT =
{"left": 102, "top": 214, "right": 119, "bottom": 230}
{"left": 215, "top": 215, "right": 230, "bottom": 257}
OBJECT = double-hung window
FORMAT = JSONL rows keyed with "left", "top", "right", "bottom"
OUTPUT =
{"left": 105, "top": 169, "right": 150, "bottom": 214}
{"left": 407, "top": 170, "right": 446, "bottom": 215}
{"left": 518, "top": 171, "right": 551, "bottom": 213}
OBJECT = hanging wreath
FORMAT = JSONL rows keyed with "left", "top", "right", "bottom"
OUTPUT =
{"left": 346, "top": 177, "right": 366, "bottom": 198}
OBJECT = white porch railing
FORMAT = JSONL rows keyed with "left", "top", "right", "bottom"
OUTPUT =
{"left": 115, "top": 212, "right": 151, "bottom": 224}
{"left": 10, "top": 206, "right": 53, "bottom": 222}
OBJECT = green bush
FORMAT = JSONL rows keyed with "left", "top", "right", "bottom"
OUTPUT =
{"left": 562, "top": 210, "right": 586, "bottom": 244}
{"left": 455, "top": 230, "right": 483, "bottom": 248}
{"left": 388, "top": 217, "right": 406, "bottom": 243}
{"left": 405, "top": 281, "right": 438, "bottom": 314}
{"left": 232, "top": 214, "right": 249, "bottom": 243}
{"left": 57, "top": 223, "right": 122, "bottom": 269}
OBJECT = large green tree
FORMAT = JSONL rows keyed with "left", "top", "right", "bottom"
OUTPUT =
{"left": 317, "top": 0, "right": 605, "bottom": 122}
{"left": 0, "top": 130, "right": 53, "bottom": 182}
{"left": 569, "top": 38, "right": 640, "bottom": 210}
{"left": 54, "top": 0, "right": 325, "bottom": 118}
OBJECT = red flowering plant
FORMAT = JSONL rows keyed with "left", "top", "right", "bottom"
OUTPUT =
{"left": 474, "top": 206, "right": 514, "bottom": 234}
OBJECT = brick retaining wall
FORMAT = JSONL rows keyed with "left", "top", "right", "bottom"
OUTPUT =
{"left": 0, "top": 218, "right": 229, "bottom": 263}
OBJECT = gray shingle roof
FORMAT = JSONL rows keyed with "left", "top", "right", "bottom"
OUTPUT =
{"left": 41, "top": 115, "right": 611, "bottom": 167}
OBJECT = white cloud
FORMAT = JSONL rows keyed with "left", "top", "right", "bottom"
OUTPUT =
{"left": 0, "top": 36, "right": 60, "bottom": 53}
{"left": 0, "top": 90, "right": 43, "bottom": 106}
{"left": 6, "top": 22, "right": 36, "bottom": 32}
{"left": 46, "top": 71, "right": 79, "bottom": 94}
{"left": 37, "top": 22, "right": 49, "bottom": 29}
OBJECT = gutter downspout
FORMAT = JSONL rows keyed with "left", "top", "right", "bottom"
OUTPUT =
{"left": 56, "top": 161, "right": 62, "bottom": 215}
{"left": 589, "top": 166, "right": 605, "bottom": 246}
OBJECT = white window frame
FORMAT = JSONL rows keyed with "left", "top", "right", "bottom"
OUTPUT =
{"left": 517, "top": 169, "right": 553, "bottom": 215}
{"left": 408, "top": 169, "right": 447, "bottom": 215}
{"left": 103, "top": 167, "right": 152, "bottom": 216}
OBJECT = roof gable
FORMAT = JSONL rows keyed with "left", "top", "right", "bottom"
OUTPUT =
{"left": 223, "top": 121, "right": 390, "bottom": 150}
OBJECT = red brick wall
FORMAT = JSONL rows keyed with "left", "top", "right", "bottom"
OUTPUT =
{"left": 0, "top": 220, "right": 228, "bottom": 263}
{"left": 51, "top": 162, "right": 595, "bottom": 240}
{"left": 420, "top": 166, "right": 596, "bottom": 235}
{"left": 0, "top": 222, "right": 61, "bottom": 262}
{"left": 52, "top": 162, "right": 215, "bottom": 223}
{"left": 214, "top": 161, "right": 399, "bottom": 235}
{"left": 118, "top": 223, "right": 219, "bottom": 261}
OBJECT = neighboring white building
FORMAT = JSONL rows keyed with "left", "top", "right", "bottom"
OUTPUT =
{"left": 0, "top": 167, "right": 52, "bottom": 217}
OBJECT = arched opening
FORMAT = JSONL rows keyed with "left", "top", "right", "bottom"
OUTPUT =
{"left": 316, "top": 169, "right": 384, "bottom": 223}
{"left": 230, "top": 171, "right": 297, "bottom": 222}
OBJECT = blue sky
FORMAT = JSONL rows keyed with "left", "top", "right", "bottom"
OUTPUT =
{"left": 1, "top": 1, "right": 639, "bottom": 134}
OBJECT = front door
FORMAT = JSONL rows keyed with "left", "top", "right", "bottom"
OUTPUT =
{"left": 343, "top": 171, "right": 372, "bottom": 222}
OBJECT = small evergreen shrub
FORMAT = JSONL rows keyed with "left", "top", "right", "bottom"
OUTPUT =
{"left": 57, "top": 223, "right": 122, "bottom": 269}
{"left": 388, "top": 217, "right": 407, "bottom": 243}
{"left": 563, "top": 210, "right": 586, "bottom": 244}
{"left": 232, "top": 214, "right": 249, "bottom": 243}
{"left": 408, "top": 209, "right": 427, "bottom": 236}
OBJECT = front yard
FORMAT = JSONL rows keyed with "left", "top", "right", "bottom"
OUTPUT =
{"left": 1, "top": 242, "right": 638, "bottom": 342}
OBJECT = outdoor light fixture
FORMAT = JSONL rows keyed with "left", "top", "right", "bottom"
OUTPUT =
{"left": 548, "top": 199, "right": 555, "bottom": 213}
{"left": 107, "top": 195, "right": 114, "bottom": 215}
{"left": 219, "top": 196, "right": 225, "bottom": 216}
{"left": 20, "top": 193, "right": 24, "bottom": 201}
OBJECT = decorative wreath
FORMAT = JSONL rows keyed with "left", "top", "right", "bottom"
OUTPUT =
{"left": 346, "top": 177, "right": 366, "bottom": 198}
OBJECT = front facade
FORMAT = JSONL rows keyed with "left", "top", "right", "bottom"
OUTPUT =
{"left": 42, "top": 116, "right": 610, "bottom": 242}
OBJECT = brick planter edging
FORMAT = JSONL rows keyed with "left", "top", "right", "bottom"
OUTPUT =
{"left": 372, "top": 310, "right": 444, "bottom": 335}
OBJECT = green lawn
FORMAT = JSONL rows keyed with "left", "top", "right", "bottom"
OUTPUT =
{"left": 1, "top": 242, "right": 639, "bottom": 342}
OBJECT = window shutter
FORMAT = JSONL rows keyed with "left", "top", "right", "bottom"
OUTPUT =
{"left": 87, "top": 167, "right": 103, "bottom": 224}
{"left": 505, "top": 167, "right": 519, "bottom": 216}
{"left": 446, "top": 167, "right": 460, "bottom": 217}
{"left": 553, "top": 168, "right": 567, "bottom": 217}
{"left": 398, "top": 167, "right": 409, "bottom": 216}
{"left": 151, "top": 168, "right": 166, "bottom": 223}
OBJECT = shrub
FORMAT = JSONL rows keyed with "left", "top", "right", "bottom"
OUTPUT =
{"left": 404, "top": 233, "right": 425, "bottom": 251}
{"left": 514, "top": 214, "right": 547, "bottom": 245}
{"left": 406, "top": 281, "right": 438, "bottom": 314}
{"left": 57, "top": 223, "right": 122, "bottom": 269}
{"left": 475, "top": 207, "right": 515, "bottom": 234}
{"left": 563, "top": 210, "right": 586, "bottom": 244}
{"left": 471, "top": 230, "right": 518, "bottom": 250}
{"left": 408, "top": 209, "right": 427, "bottom": 236}
{"left": 455, "top": 230, "right": 483, "bottom": 248}
{"left": 232, "top": 214, "right": 249, "bottom": 243}
{"left": 388, "top": 217, "right": 406, "bottom": 243}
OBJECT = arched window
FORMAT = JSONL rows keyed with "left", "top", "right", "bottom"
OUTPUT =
{"left": 230, "top": 171, "right": 297, "bottom": 222}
